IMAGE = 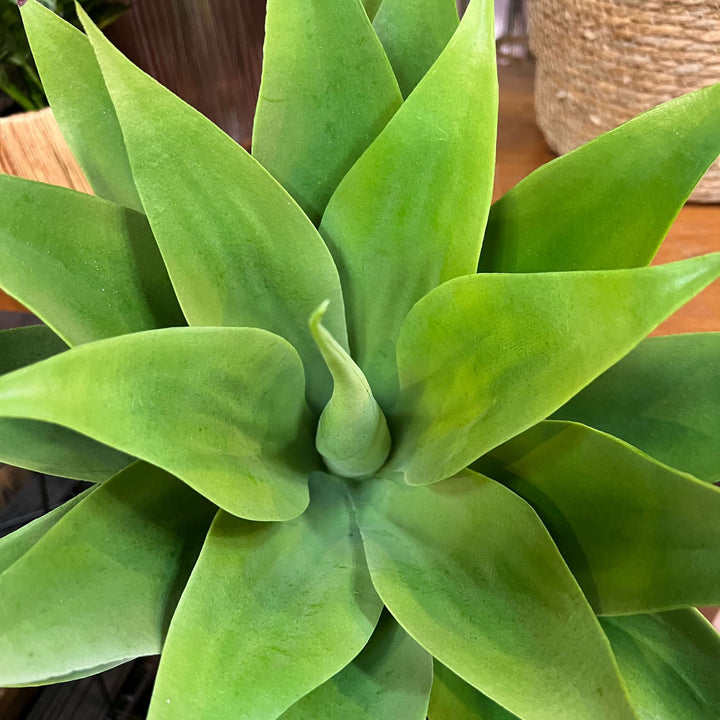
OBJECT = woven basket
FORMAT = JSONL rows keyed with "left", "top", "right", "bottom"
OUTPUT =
{"left": 528, "top": 0, "right": 720, "bottom": 203}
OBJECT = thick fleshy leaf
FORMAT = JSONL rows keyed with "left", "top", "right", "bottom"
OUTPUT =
{"left": 352, "top": 471, "right": 637, "bottom": 720}
{"left": 554, "top": 333, "right": 720, "bottom": 483}
{"left": 0, "top": 325, "right": 132, "bottom": 482}
{"left": 390, "top": 254, "right": 720, "bottom": 486}
{"left": 148, "top": 474, "right": 383, "bottom": 720}
{"left": 373, "top": 0, "right": 459, "bottom": 96}
{"left": 362, "top": 0, "right": 383, "bottom": 21}
{"left": 0, "top": 327, "right": 317, "bottom": 520}
{"left": 78, "top": 8, "right": 348, "bottom": 411}
{"left": 253, "top": 0, "right": 402, "bottom": 223}
{"left": 0, "top": 175, "right": 183, "bottom": 346}
{"left": 602, "top": 610, "right": 720, "bottom": 720}
{"left": 0, "top": 462, "right": 215, "bottom": 686}
{"left": 280, "top": 613, "right": 432, "bottom": 720}
{"left": 476, "top": 421, "right": 720, "bottom": 615}
{"left": 319, "top": 0, "right": 497, "bottom": 409}
{"left": 480, "top": 83, "right": 720, "bottom": 272}
{"left": 310, "top": 301, "right": 390, "bottom": 478}
{"left": 21, "top": 0, "right": 142, "bottom": 211}
{"left": 0, "top": 488, "right": 92, "bottom": 575}
{"left": 428, "top": 661, "right": 518, "bottom": 720}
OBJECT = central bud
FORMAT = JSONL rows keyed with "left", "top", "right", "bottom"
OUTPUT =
{"left": 310, "top": 301, "right": 391, "bottom": 479}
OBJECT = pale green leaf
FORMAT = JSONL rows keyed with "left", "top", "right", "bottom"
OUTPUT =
{"left": 373, "top": 0, "right": 459, "bottom": 96}
{"left": 253, "top": 0, "right": 402, "bottom": 223}
{"left": 390, "top": 254, "right": 720, "bottom": 486}
{"left": 310, "top": 301, "right": 390, "bottom": 478}
{"left": 148, "top": 474, "right": 382, "bottom": 720}
{"left": 602, "top": 610, "right": 720, "bottom": 720}
{"left": 280, "top": 613, "right": 432, "bottom": 720}
{"left": 0, "top": 175, "right": 184, "bottom": 346}
{"left": 0, "top": 462, "right": 215, "bottom": 686}
{"left": 428, "top": 661, "right": 518, "bottom": 720}
{"left": 475, "top": 421, "right": 720, "bottom": 615}
{"left": 480, "top": 84, "right": 720, "bottom": 272}
{"left": 0, "top": 327, "right": 317, "bottom": 520}
{"left": 0, "top": 325, "right": 132, "bottom": 482}
{"left": 78, "top": 7, "right": 348, "bottom": 411}
{"left": 319, "top": 0, "right": 497, "bottom": 410}
{"left": 21, "top": 0, "right": 142, "bottom": 211}
{"left": 0, "top": 488, "right": 92, "bottom": 575}
{"left": 554, "top": 333, "right": 720, "bottom": 483}
{"left": 352, "top": 471, "right": 636, "bottom": 720}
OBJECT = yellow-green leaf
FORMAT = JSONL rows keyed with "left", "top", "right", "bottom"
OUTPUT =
{"left": 148, "top": 475, "right": 382, "bottom": 720}
{"left": 480, "top": 84, "right": 720, "bottom": 272}
{"left": 390, "top": 255, "right": 720, "bottom": 486}
{"left": 319, "top": 0, "right": 497, "bottom": 409}
{"left": 0, "top": 328, "right": 317, "bottom": 520}
{"left": 253, "top": 0, "right": 402, "bottom": 222}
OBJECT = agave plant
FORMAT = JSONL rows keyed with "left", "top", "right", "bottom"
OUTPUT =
{"left": 1, "top": 0, "right": 719, "bottom": 717}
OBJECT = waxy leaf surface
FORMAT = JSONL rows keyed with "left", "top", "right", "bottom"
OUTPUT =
{"left": 149, "top": 475, "right": 383, "bottom": 720}
{"left": 391, "top": 255, "right": 720, "bottom": 486}
{"left": 0, "top": 325, "right": 132, "bottom": 482}
{"left": 352, "top": 471, "right": 636, "bottom": 720}
{"left": 476, "top": 421, "right": 720, "bottom": 615}
{"left": 79, "top": 9, "right": 347, "bottom": 411}
{"left": 0, "top": 175, "right": 182, "bottom": 346}
{"left": 373, "top": 0, "right": 459, "bottom": 96}
{"left": 253, "top": 0, "right": 402, "bottom": 223}
{"left": 554, "top": 333, "right": 720, "bottom": 483}
{"left": 0, "top": 327, "right": 317, "bottom": 520}
{"left": 0, "top": 488, "right": 91, "bottom": 575}
{"left": 281, "top": 613, "right": 433, "bottom": 720}
{"left": 0, "top": 463, "right": 214, "bottom": 685}
{"left": 602, "top": 610, "right": 720, "bottom": 720}
{"left": 21, "top": 0, "right": 142, "bottom": 211}
{"left": 428, "top": 661, "right": 518, "bottom": 720}
{"left": 480, "top": 83, "right": 720, "bottom": 272}
{"left": 319, "top": 0, "right": 497, "bottom": 409}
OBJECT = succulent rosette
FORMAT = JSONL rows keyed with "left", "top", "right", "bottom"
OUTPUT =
{"left": 0, "top": 1, "right": 719, "bottom": 718}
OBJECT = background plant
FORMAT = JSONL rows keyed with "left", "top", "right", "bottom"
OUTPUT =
{"left": 0, "top": 0, "right": 126, "bottom": 112}
{"left": 0, "top": 0, "right": 719, "bottom": 719}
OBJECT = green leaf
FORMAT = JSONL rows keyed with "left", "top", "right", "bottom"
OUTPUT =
{"left": 148, "top": 474, "right": 382, "bottom": 720}
{"left": 373, "top": 0, "right": 459, "bottom": 96}
{"left": 390, "top": 254, "right": 720, "bottom": 486}
{"left": 310, "top": 301, "right": 390, "bottom": 478}
{"left": 0, "top": 325, "right": 132, "bottom": 482}
{"left": 280, "top": 612, "right": 433, "bottom": 720}
{"left": 475, "top": 421, "right": 720, "bottom": 615}
{"left": 21, "top": 0, "right": 142, "bottom": 212}
{"left": 0, "top": 462, "right": 215, "bottom": 686}
{"left": 0, "top": 175, "right": 184, "bottom": 346}
{"left": 553, "top": 333, "right": 720, "bottom": 483}
{"left": 319, "top": 0, "right": 497, "bottom": 410}
{"left": 352, "top": 471, "right": 637, "bottom": 720}
{"left": 362, "top": 0, "right": 384, "bottom": 21}
{"left": 77, "top": 7, "right": 348, "bottom": 412}
{"left": 602, "top": 610, "right": 720, "bottom": 720}
{"left": 0, "top": 324, "right": 67, "bottom": 374}
{"left": 0, "top": 488, "right": 92, "bottom": 575}
{"left": 253, "top": 0, "right": 402, "bottom": 223}
{"left": 480, "top": 83, "right": 720, "bottom": 272}
{"left": 428, "top": 661, "right": 518, "bottom": 720}
{"left": 0, "top": 327, "right": 317, "bottom": 520}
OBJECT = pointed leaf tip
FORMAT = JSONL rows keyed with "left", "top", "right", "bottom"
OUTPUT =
{"left": 309, "top": 303, "right": 391, "bottom": 479}
{"left": 17, "top": 0, "right": 27, "bottom": 7}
